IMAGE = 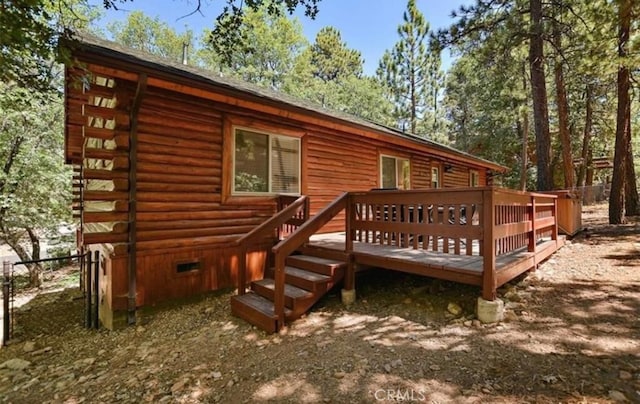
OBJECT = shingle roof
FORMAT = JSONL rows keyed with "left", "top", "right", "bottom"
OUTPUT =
{"left": 71, "top": 33, "right": 507, "bottom": 172}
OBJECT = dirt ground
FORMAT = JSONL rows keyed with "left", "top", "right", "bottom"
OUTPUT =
{"left": 1, "top": 203, "right": 638, "bottom": 403}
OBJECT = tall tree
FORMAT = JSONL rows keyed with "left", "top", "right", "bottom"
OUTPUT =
{"left": 377, "top": 0, "right": 443, "bottom": 137}
{"left": 0, "top": 0, "right": 321, "bottom": 90}
{"left": 107, "top": 11, "right": 195, "bottom": 63}
{"left": 0, "top": 82, "right": 71, "bottom": 286}
{"left": 439, "top": 0, "right": 557, "bottom": 190}
{"left": 285, "top": 32, "right": 392, "bottom": 123}
{"left": 202, "top": 4, "right": 308, "bottom": 90}
{"left": 609, "top": 0, "right": 632, "bottom": 224}
{"left": 551, "top": 2, "right": 574, "bottom": 189}
{"left": 309, "top": 26, "right": 363, "bottom": 82}
{"left": 528, "top": 0, "right": 552, "bottom": 190}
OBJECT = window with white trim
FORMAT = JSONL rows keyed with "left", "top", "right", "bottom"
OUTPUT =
{"left": 469, "top": 170, "right": 479, "bottom": 187}
{"left": 380, "top": 155, "right": 410, "bottom": 190}
{"left": 233, "top": 128, "right": 300, "bottom": 194}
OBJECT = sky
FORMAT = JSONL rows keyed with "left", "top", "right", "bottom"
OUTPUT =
{"left": 90, "top": 0, "right": 472, "bottom": 74}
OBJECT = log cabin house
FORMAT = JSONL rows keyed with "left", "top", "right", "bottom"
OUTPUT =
{"left": 65, "top": 34, "right": 563, "bottom": 332}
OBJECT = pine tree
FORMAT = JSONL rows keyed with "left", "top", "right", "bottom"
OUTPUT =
{"left": 609, "top": 0, "right": 633, "bottom": 223}
{"left": 376, "top": 0, "right": 443, "bottom": 137}
{"left": 310, "top": 27, "right": 363, "bottom": 82}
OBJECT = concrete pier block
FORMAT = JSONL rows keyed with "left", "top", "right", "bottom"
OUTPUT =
{"left": 477, "top": 297, "right": 504, "bottom": 323}
{"left": 341, "top": 289, "right": 356, "bottom": 306}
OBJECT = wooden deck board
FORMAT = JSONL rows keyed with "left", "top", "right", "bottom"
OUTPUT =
{"left": 307, "top": 234, "right": 562, "bottom": 288}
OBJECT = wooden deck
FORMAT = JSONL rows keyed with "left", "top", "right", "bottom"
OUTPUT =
{"left": 235, "top": 187, "right": 565, "bottom": 332}
{"left": 308, "top": 233, "right": 563, "bottom": 288}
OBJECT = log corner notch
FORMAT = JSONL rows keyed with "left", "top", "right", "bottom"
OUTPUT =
{"left": 127, "top": 73, "right": 148, "bottom": 325}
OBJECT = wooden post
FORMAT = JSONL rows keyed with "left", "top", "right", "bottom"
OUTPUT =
{"left": 127, "top": 73, "right": 147, "bottom": 326}
{"left": 273, "top": 254, "right": 286, "bottom": 330}
{"left": 237, "top": 246, "right": 247, "bottom": 296}
{"left": 552, "top": 197, "right": 559, "bottom": 242}
{"left": 344, "top": 194, "right": 355, "bottom": 292}
{"left": 481, "top": 189, "right": 496, "bottom": 301}
{"left": 528, "top": 195, "right": 537, "bottom": 252}
{"left": 345, "top": 194, "right": 354, "bottom": 254}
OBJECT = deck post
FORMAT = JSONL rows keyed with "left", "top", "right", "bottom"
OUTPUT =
{"left": 481, "top": 188, "right": 496, "bottom": 301}
{"left": 345, "top": 193, "right": 354, "bottom": 253}
{"left": 552, "top": 197, "right": 559, "bottom": 242}
{"left": 342, "top": 193, "right": 356, "bottom": 305}
{"left": 528, "top": 195, "right": 537, "bottom": 253}
{"left": 237, "top": 246, "right": 247, "bottom": 296}
{"left": 273, "top": 254, "right": 286, "bottom": 330}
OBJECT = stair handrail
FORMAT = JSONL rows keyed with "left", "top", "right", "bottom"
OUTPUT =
{"left": 235, "top": 195, "right": 309, "bottom": 296}
{"left": 271, "top": 192, "right": 350, "bottom": 329}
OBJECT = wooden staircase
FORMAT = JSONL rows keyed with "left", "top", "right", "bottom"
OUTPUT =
{"left": 231, "top": 250, "right": 346, "bottom": 333}
{"left": 230, "top": 193, "right": 352, "bottom": 334}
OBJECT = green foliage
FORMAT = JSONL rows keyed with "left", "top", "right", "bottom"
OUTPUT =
{"left": 0, "top": 80, "right": 72, "bottom": 278}
{"left": 444, "top": 46, "right": 529, "bottom": 188}
{"left": 107, "top": 11, "right": 195, "bottom": 63}
{"left": 376, "top": 0, "right": 445, "bottom": 140}
{"left": 310, "top": 27, "right": 363, "bottom": 81}
{"left": 0, "top": 0, "right": 101, "bottom": 92}
{"left": 0, "top": 0, "right": 319, "bottom": 91}
{"left": 440, "top": 0, "right": 640, "bottom": 193}
{"left": 201, "top": 3, "right": 308, "bottom": 90}
{"left": 199, "top": 4, "right": 391, "bottom": 123}
{"left": 204, "top": 0, "right": 321, "bottom": 65}
{"left": 234, "top": 172, "right": 268, "bottom": 193}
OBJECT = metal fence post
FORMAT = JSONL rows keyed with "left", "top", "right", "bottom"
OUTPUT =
{"left": 79, "top": 248, "right": 85, "bottom": 292}
{"left": 2, "top": 261, "right": 11, "bottom": 346}
{"left": 85, "top": 252, "right": 92, "bottom": 328}
{"left": 93, "top": 250, "right": 99, "bottom": 329}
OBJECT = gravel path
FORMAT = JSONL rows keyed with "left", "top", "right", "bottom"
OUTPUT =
{"left": 1, "top": 204, "right": 638, "bottom": 403}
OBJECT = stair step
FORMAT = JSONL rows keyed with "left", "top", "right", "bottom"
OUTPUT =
{"left": 297, "top": 245, "right": 350, "bottom": 262}
{"left": 266, "top": 266, "right": 332, "bottom": 291}
{"left": 286, "top": 255, "right": 346, "bottom": 276}
{"left": 252, "top": 279, "right": 315, "bottom": 310}
{"left": 230, "top": 293, "right": 291, "bottom": 334}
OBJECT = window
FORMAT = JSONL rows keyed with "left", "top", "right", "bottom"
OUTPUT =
{"left": 380, "top": 155, "right": 410, "bottom": 189}
{"left": 469, "top": 170, "right": 480, "bottom": 187}
{"left": 233, "top": 128, "right": 300, "bottom": 194}
{"left": 431, "top": 166, "right": 441, "bottom": 188}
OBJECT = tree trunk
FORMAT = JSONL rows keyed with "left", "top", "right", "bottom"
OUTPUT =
{"left": 577, "top": 84, "right": 593, "bottom": 187}
{"left": 584, "top": 149, "right": 595, "bottom": 204}
{"left": 529, "top": 0, "right": 553, "bottom": 191}
{"left": 520, "top": 60, "right": 529, "bottom": 191}
{"left": 609, "top": 0, "right": 631, "bottom": 224}
{"left": 625, "top": 141, "right": 639, "bottom": 215}
{"left": 552, "top": 10, "right": 574, "bottom": 189}
{"left": 2, "top": 231, "right": 43, "bottom": 288}
{"left": 25, "top": 227, "right": 42, "bottom": 286}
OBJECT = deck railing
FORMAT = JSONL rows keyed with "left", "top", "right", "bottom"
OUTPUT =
{"left": 277, "top": 195, "right": 310, "bottom": 239}
{"left": 272, "top": 192, "right": 349, "bottom": 328}
{"left": 348, "top": 187, "right": 558, "bottom": 300}
{"left": 261, "top": 187, "right": 559, "bottom": 330}
{"left": 349, "top": 188, "right": 484, "bottom": 255}
{"left": 234, "top": 195, "right": 309, "bottom": 296}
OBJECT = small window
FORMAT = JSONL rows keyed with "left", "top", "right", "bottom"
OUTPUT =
{"left": 380, "top": 155, "right": 410, "bottom": 190}
{"left": 469, "top": 170, "right": 480, "bottom": 187}
{"left": 233, "top": 128, "right": 300, "bottom": 194}
{"left": 431, "top": 166, "right": 441, "bottom": 189}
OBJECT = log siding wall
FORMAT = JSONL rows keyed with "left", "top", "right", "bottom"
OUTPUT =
{"left": 66, "top": 58, "right": 494, "bottom": 320}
